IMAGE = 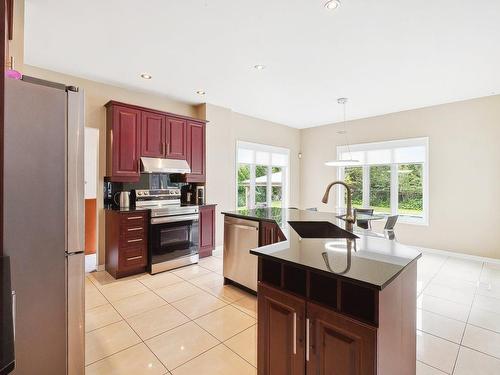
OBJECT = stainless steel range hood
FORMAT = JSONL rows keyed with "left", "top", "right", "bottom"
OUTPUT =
{"left": 140, "top": 157, "right": 191, "bottom": 174}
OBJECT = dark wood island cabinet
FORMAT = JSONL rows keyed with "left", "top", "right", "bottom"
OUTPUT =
{"left": 223, "top": 208, "right": 420, "bottom": 375}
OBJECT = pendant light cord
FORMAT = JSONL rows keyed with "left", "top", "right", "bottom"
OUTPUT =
{"left": 341, "top": 99, "right": 354, "bottom": 161}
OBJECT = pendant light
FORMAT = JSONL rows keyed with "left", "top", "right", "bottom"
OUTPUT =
{"left": 325, "top": 98, "right": 360, "bottom": 167}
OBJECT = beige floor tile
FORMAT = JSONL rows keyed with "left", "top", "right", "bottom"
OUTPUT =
{"left": 454, "top": 347, "right": 500, "bottom": 375}
{"left": 85, "top": 284, "right": 108, "bottom": 310}
{"left": 469, "top": 306, "right": 500, "bottom": 333}
{"left": 85, "top": 343, "right": 166, "bottom": 375}
{"left": 474, "top": 294, "right": 500, "bottom": 314}
{"left": 480, "top": 266, "right": 500, "bottom": 284}
{"left": 416, "top": 361, "right": 447, "bottom": 374}
{"left": 423, "top": 282, "right": 475, "bottom": 306}
{"left": 232, "top": 294, "right": 257, "bottom": 318}
{"left": 100, "top": 279, "right": 149, "bottom": 302}
{"left": 172, "top": 264, "right": 212, "bottom": 280}
{"left": 195, "top": 305, "right": 256, "bottom": 341}
{"left": 85, "top": 321, "right": 141, "bottom": 365}
{"left": 138, "top": 272, "right": 183, "bottom": 290}
{"left": 146, "top": 321, "right": 219, "bottom": 370}
{"left": 416, "top": 309, "right": 466, "bottom": 343}
{"left": 418, "top": 294, "right": 470, "bottom": 322}
{"left": 111, "top": 291, "right": 167, "bottom": 318}
{"left": 155, "top": 281, "right": 203, "bottom": 303}
{"left": 171, "top": 290, "right": 227, "bottom": 319}
{"left": 171, "top": 344, "right": 256, "bottom": 375}
{"left": 416, "top": 330, "right": 459, "bottom": 373}
{"left": 477, "top": 282, "right": 500, "bottom": 300}
{"left": 225, "top": 325, "right": 257, "bottom": 367}
{"left": 207, "top": 284, "right": 249, "bottom": 303}
{"left": 127, "top": 305, "right": 190, "bottom": 340}
{"left": 198, "top": 257, "right": 224, "bottom": 273}
{"left": 85, "top": 304, "right": 122, "bottom": 332}
{"left": 189, "top": 272, "right": 225, "bottom": 291}
{"left": 462, "top": 324, "right": 500, "bottom": 359}
{"left": 89, "top": 271, "right": 142, "bottom": 288}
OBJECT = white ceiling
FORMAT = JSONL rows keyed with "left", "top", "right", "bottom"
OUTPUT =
{"left": 24, "top": 0, "right": 500, "bottom": 128}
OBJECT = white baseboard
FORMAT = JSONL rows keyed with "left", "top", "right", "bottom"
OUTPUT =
{"left": 414, "top": 245, "right": 500, "bottom": 265}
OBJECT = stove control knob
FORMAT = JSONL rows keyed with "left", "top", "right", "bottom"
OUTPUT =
{"left": 137, "top": 192, "right": 142, "bottom": 196}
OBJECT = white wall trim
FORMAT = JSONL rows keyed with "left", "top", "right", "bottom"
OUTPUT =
{"left": 417, "top": 246, "right": 500, "bottom": 265}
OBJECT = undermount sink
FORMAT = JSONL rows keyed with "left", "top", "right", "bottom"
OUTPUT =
{"left": 288, "top": 221, "right": 359, "bottom": 239}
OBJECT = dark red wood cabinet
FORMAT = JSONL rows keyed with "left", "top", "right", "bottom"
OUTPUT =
{"left": 106, "top": 101, "right": 206, "bottom": 182}
{"left": 105, "top": 210, "right": 148, "bottom": 278}
{"left": 166, "top": 117, "right": 187, "bottom": 160}
{"left": 258, "top": 283, "right": 376, "bottom": 375}
{"left": 258, "top": 283, "right": 306, "bottom": 375}
{"left": 199, "top": 204, "right": 216, "bottom": 258}
{"left": 186, "top": 121, "right": 206, "bottom": 182}
{"left": 106, "top": 105, "right": 141, "bottom": 182}
{"left": 141, "top": 111, "right": 165, "bottom": 158}
{"left": 307, "top": 302, "right": 376, "bottom": 375}
{"left": 260, "top": 221, "right": 286, "bottom": 246}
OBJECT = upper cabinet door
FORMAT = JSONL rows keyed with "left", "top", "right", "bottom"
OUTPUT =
{"left": 165, "top": 117, "right": 187, "bottom": 160}
{"left": 141, "top": 111, "right": 165, "bottom": 158}
{"left": 186, "top": 121, "right": 206, "bottom": 182}
{"left": 110, "top": 105, "right": 141, "bottom": 181}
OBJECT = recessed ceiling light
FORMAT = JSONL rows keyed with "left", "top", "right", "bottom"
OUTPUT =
{"left": 140, "top": 73, "right": 152, "bottom": 80}
{"left": 324, "top": 0, "right": 341, "bottom": 10}
{"left": 254, "top": 64, "right": 266, "bottom": 70}
{"left": 196, "top": 90, "right": 206, "bottom": 95}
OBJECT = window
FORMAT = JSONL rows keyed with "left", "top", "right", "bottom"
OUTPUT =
{"left": 236, "top": 141, "right": 290, "bottom": 209}
{"left": 337, "top": 138, "right": 428, "bottom": 224}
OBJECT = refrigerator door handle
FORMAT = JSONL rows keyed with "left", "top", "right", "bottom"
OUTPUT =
{"left": 67, "top": 89, "right": 85, "bottom": 254}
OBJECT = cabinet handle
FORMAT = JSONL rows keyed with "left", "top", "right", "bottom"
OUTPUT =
{"left": 293, "top": 312, "right": 297, "bottom": 355}
{"left": 127, "top": 238, "right": 143, "bottom": 243}
{"left": 306, "top": 318, "right": 310, "bottom": 362}
{"left": 127, "top": 255, "right": 142, "bottom": 261}
{"left": 127, "top": 216, "right": 143, "bottom": 220}
{"left": 127, "top": 227, "right": 142, "bottom": 232}
{"left": 12, "top": 290, "right": 16, "bottom": 341}
{"left": 167, "top": 142, "right": 170, "bottom": 155}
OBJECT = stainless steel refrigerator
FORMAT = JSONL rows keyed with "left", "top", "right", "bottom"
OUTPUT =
{"left": 4, "top": 77, "right": 85, "bottom": 374}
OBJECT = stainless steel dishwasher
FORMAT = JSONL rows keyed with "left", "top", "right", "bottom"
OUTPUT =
{"left": 223, "top": 216, "right": 260, "bottom": 292}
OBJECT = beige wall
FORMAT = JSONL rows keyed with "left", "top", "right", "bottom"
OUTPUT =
{"left": 300, "top": 95, "right": 500, "bottom": 258}
{"left": 202, "top": 104, "right": 301, "bottom": 246}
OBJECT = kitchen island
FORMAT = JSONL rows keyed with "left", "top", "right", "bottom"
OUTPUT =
{"left": 222, "top": 207, "right": 420, "bottom": 375}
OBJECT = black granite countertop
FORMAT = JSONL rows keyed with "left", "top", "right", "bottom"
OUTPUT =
{"left": 222, "top": 208, "right": 421, "bottom": 290}
{"left": 1, "top": 256, "right": 15, "bottom": 375}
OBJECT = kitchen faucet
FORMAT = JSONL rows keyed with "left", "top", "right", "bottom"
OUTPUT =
{"left": 322, "top": 181, "right": 356, "bottom": 232}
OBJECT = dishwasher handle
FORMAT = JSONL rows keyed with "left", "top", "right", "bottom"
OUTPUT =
{"left": 225, "top": 223, "right": 259, "bottom": 231}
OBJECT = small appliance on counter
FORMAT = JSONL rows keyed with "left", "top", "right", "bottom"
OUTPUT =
{"left": 114, "top": 191, "right": 130, "bottom": 208}
{"left": 196, "top": 186, "right": 205, "bottom": 205}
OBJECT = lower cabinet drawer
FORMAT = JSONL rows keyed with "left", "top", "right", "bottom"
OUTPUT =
{"left": 120, "top": 236, "right": 146, "bottom": 248}
{"left": 119, "top": 246, "right": 147, "bottom": 269}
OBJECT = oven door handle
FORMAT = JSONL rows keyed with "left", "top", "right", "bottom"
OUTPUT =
{"left": 151, "top": 214, "right": 199, "bottom": 224}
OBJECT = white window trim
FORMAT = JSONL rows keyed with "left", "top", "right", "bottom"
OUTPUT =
{"left": 235, "top": 140, "right": 291, "bottom": 210}
{"left": 336, "top": 137, "right": 429, "bottom": 226}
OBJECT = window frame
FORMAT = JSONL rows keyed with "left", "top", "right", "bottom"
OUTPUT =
{"left": 235, "top": 141, "right": 290, "bottom": 210}
{"left": 336, "top": 137, "right": 429, "bottom": 225}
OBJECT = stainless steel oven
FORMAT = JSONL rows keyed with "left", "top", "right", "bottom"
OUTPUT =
{"left": 149, "top": 207, "right": 199, "bottom": 274}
